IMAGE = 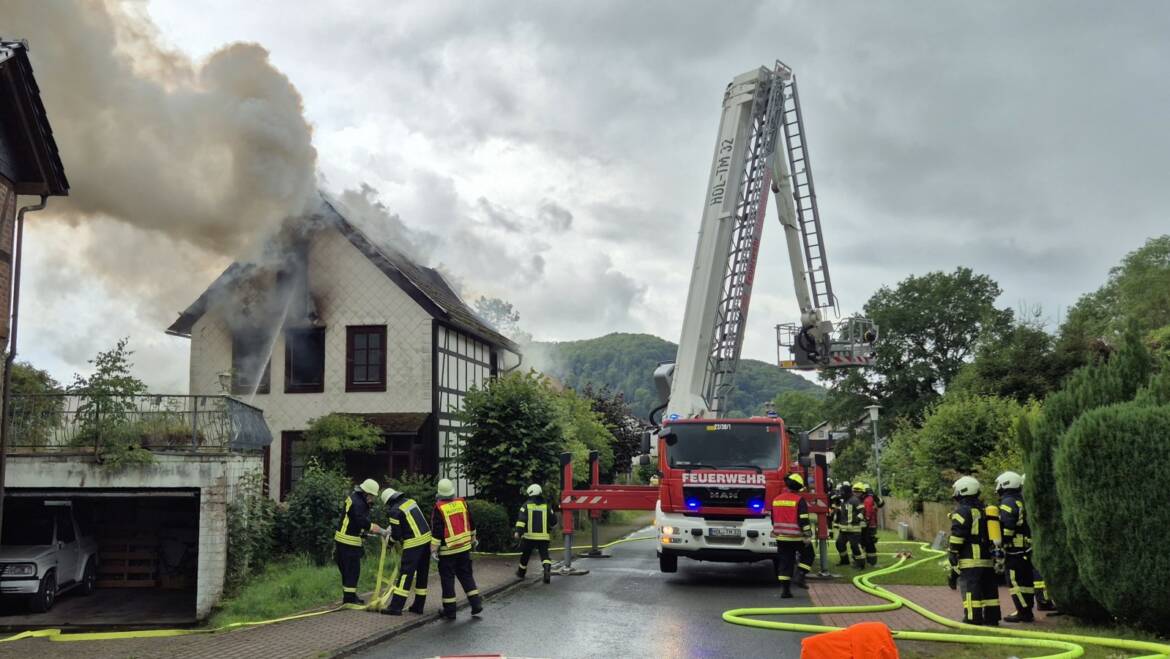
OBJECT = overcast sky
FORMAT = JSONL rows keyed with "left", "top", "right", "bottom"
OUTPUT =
{"left": 11, "top": 1, "right": 1170, "bottom": 391}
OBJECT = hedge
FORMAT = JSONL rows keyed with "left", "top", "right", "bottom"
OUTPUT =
{"left": 468, "top": 499, "right": 512, "bottom": 552}
{"left": 1056, "top": 402, "right": 1170, "bottom": 633}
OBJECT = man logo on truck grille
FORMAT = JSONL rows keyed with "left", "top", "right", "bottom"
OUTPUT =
{"left": 681, "top": 472, "right": 765, "bottom": 485}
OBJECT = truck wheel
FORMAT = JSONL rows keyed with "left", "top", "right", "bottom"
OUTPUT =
{"left": 80, "top": 558, "right": 97, "bottom": 596}
{"left": 659, "top": 552, "right": 678, "bottom": 573}
{"left": 29, "top": 570, "right": 56, "bottom": 613}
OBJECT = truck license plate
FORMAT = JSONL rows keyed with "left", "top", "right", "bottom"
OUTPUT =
{"left": 708, "top": 527, "right": 741, "bottom": 538}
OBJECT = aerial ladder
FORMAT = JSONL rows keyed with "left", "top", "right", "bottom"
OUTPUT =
{"left": 558, "top": 61, "right": 876, "bottom": 577}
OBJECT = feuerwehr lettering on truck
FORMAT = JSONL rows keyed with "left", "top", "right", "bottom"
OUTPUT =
{"left": 681, "top": 472, "right": 766, "bottom": 486}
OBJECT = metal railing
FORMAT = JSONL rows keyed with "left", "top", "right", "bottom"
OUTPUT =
{"left": 4, "top": 394, "right": 272, "bottom": 454}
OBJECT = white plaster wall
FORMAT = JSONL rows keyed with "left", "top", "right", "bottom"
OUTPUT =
{"left": 5, "top": 453, "right": 263, "bottom": 619}
{"left": 188, "top": 226, "right": 433, "bottom": 497}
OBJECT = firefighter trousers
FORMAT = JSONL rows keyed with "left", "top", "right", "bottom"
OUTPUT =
{"left": 959, "top": 566, "right": 1001, "bottom": 625}
{"left": 334, "top": 542, "right": 363, "bottom": 603}
{"left": 517, "top": 538, "right": 551, "bottom": 573}
{"left": 439, "top": 550, "right": 482, "bottom": 616}
{"left": 1006, "top": 552, "right": 1035, "bottom": 614}
{"left": 861, "top": 527, "right": 879, "bottom": 565}
{"left": 835, "top": 531, "right": 862, "bottom": 565}
{"left": 776, "top": 539, "right": 803, "bottom": 583}
{"left": 797, "top": 540, "right": 815, "bottom": 575}
{"left": 386, "top": 545, "right": 430, "bottom": 614}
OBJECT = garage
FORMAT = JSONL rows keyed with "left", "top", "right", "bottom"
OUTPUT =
{"left": 0, "top": 489, "right": 199, "bottom": 628}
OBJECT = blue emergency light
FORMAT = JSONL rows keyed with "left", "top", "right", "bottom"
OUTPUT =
{"left": 685, "top": 497, "right": 701, "bottom": 511}
{"left": 747, "top": 496, "right": 765, "bottom": 512}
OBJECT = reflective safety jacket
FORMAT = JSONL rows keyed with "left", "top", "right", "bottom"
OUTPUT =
{"left": 998, "top": 492, "right": 1031, "bottom": 554}
{"left": 834, "top": 494, "right": 863, "bottom": 533}
{"left": 516, "top": 497, "right": 557, "bottom": 541}
{"left": 334, "top": 489, "right": 372, "bottom": 547}
{"left": 949, "top": 496, "right": 994, "bottom": 569}
{"left": 431, "top": 496, "right": 476, "bottom": 556}
{"left": 863, "top": 494, "right": 883, "bottom": 529}
{"left": 771, "top": 491, "right": 811, "bottom": 541}
{"left": 387, "top": 496, "right": 433, "bottom": 550}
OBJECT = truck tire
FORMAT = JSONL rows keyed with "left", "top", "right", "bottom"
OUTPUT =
{"left": 29, "top": 570, "right": 56, "bottom": 613}
{"left": 80, "top": 558, "right": 97, "bottom": 596}
{"left": 659, "top": 551, "right": 678, "bottom": 573}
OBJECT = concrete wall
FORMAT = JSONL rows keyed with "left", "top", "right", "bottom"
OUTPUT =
{"left": 5, "top": 452, "right": 264, "bottom": 619}
{"left": 188, "top": 226, "right": 433, "bottom": 497}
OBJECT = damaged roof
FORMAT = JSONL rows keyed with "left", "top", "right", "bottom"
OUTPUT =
{"left": 0, "top": 40, "right": 69, "bottom": 196}
{"left": 166, "top": 197, "right": 519, "bottom": 354}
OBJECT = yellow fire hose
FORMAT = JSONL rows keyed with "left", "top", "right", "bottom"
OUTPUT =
{"left": 723, "top": 541, "right": 1170, "bottom": 658}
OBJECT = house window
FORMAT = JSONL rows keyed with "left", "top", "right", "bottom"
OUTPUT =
{"left": 285, "top": 327, "right": 325, "bottom": 393}
{"left": 346, "top": 326, "right": 387, "bottom": 392}
{"left": 232, "top": 331, "right": 271, "bottom": 395}
{"left": 280, "top": 431, "right": 309, "bottom": 500}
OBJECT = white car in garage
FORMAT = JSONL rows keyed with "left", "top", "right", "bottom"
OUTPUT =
{"left": 0, "top": 500, "right": 99, "bottom": 612}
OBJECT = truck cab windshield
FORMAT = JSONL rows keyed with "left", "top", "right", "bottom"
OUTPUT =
{"left": 666, "top": 423, "right": 781, "bottom": 470}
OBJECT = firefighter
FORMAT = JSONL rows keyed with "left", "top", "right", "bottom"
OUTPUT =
{"left": 514, "top": 484, "right": 557, "bottom": 584}
{"left": 1019, "top": 474, "right": 1055, "bottom": 612}
{"left": 862, "top": 483, "right": 883, "bottom": 566}
{"left": 947, "top": 476, "right": 1002, "bottom": 626}
{"left": 772, "top": 472, "right": 812, "bottom": 599}
{"left": 379, "top": 486, "right": 433, "bottom": 616}
{"left": 334, "top": 478, "right": 383, "bottom": 605}
{"left": 834, "top": 483, "right": 864, "bottom": 568}
{"left": 430, "top": 478, "right": 484, "bottom": 620}
{"left": 995, "top": 471, "right": 1035, "bottom": 623}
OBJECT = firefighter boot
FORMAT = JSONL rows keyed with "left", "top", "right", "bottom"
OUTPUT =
{"left": 470, "top": 594, "right": 484, "bottom": 616}
{"left": 1004, "top": 611, "right": 1035, "bottom": 623}
{"left": 515, "top": 566, "right": 526, "bottom": 580}
{"left": 837, "top": 553, "right": 850, "bottom": 566}
{"left": 542, "top": 563, "right": 552, "bottom": 584}
{"left": 407, "top": 595, "right": 426, "bottom": 615}
{"left": 853, "top": 558, "right": 866, "bottom": 570}
{"left": 781, "top": 583, "right": 793, "bottom": 599}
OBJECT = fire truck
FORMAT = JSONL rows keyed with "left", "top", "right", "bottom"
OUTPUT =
{"left": 558, "top": 61, "right": 876, "bottom": 577}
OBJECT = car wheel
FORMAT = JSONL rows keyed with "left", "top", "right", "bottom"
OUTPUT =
{"left": 659, "top": 551, "right": 678, "bottom": 573}
{"left": 29, "top": 570, "right": 56, "bottom": 613}
{"left": 80, "top": 558, "right": 97, "bottom": 596}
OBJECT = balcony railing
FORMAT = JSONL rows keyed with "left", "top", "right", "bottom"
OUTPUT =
{"left": 4, "top": 394, "right": 273, "bottom": 454}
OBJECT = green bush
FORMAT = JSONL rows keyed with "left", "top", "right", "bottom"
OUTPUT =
{"left": 468, "top": 499, "right": 512, "bottom": 552}
{"left": 226, "top": 470, "right": 277, "bottom": 593}
{"left": 1056, "top": 402, "right": 1170, "bottom": 633}
{"left": 1026, "top": 326, "right": 1151, "bottom": 619}
{"left": 303, "top": 414, "right": 383, "bottom": 472}
{"left": 284, "top": 461, "right": 353, "bottom": 564}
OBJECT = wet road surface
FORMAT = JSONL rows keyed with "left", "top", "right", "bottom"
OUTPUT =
{"left": 354, "top": 530, "right": 812, "bottom": 659}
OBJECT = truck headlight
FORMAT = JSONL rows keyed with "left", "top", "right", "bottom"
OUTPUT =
{"left": 661, "top": 526, "right": 675, "bottom": 536}
{"left": 5, "top": 563, "right": 36, "bottom": 577}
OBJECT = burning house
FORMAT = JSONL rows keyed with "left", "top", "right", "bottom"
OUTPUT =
{"left": 167, "top": 198, "right": 521, "bottom": 500}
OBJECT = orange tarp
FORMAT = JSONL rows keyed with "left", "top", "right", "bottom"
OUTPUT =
{"left": 800, "top": 622, "right": 898, "bottom": 659}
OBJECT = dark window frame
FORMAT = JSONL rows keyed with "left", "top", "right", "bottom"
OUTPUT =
{"left": 284, "top": 326, "right": 326, "bottom": 394}
{"left": 345, "top": 325, "right": 387, "bottom": 392}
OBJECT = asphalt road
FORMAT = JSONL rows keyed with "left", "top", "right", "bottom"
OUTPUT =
{"left": 354, "top": 530, "right": 812, "bottom": 659}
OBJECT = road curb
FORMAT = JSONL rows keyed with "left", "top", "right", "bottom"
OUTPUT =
{"left": 328, "top": 573, "right": 535, "bottom": 658}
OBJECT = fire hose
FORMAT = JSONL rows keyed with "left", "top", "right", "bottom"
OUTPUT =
{"left": 722, "top": 540, "right": 1170, "bottom": 658}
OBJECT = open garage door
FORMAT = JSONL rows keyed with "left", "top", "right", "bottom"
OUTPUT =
{"left": 0, "top": 489, "right": 199, "bottom": 628}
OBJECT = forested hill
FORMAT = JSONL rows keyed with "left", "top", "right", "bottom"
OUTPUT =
{"left": 528, "top": 333, "right": 824, "bottom": 420}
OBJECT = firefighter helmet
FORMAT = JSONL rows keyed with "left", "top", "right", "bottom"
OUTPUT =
{"left": 785, "top": 473, "right": 805, "bottom": 490}
{"left": 952, "top": 476, "right": 981, "bottom": 498}
{"left": 526, "top": 484, "right": 542, "bottom": 497}
{"left": 995, "top": 471, "right": 1023, "bottom": 493}
{"left": 359, "top": 478, "right": 380, "bottom": 497}
{"left": 379, "top": 487, "right": 400, "bottom": 505}
{"left": 437, "top": 478, "right": 456, "bottom": 498}
{"left": 852, "top": 482, "right": 866, "bottom": 492}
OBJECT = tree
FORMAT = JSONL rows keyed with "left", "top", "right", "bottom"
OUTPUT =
{"left": 950, "top": 319, "right": 1079, "bottom": 403}
{"left": 68, "top": 338, "right": 152, "bottom": 467}
{"left": 581, "top": 384, "right": 642, "bottom": 481}
{"left": 302, "top": 414, "right": 383, "bottom": 473}
{"left": 7, "top": 361, "right": 64, "bottom": 447}
{"left": 456, "top": 371, "right": 562, "bottom": 513}
{"left": 474, "top": 296, "right": 532, "bottom": 344}
{"left": 1058, "top": 235, "right": 1170, "bottom": 359}
{"left": 554, "top": 387, "right": 615, "bottom": 485}
{"left": 771, "top": 390, "right": 826, "bottom": 432}
{"left": 823, "top": 268, "right": 1013, "bottom": 424}
{"left": 1025, "top": 325, "right": 1153, "bottom": 620}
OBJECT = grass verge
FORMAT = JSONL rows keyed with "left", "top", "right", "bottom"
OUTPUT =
{"left": 208, "top": 545, "right": 396, "bottom": 628}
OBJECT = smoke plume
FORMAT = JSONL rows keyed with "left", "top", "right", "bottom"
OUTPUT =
{"left": 4, "top": 0, "right": 317, "bottom": 305}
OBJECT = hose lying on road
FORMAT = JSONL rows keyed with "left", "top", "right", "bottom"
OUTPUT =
{"left": 722, "top": 541, "right": 1170, "bottom": 659}
{"left": 0, "top": 532, "right": 652, "bottom": 644}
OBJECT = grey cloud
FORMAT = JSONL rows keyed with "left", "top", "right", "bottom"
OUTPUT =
{"left": 538, "top": 201, "right": 573, "bottom": 232}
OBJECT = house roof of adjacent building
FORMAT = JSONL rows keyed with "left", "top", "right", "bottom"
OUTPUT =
{"left": 0, "top": 40, "right": 68, "bottom": 196}
{"left": 165, "top": 196, "right": 520, "bottom": 354}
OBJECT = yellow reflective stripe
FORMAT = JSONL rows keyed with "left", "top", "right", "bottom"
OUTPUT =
{"left": 339, "top": 496, "right": 352, "bottom": 536}
{"left": 1000, "top": 504, "right": 1012, "bottom": 512}
{"left": 957, "top": 558, "right": 994, "bottom": 568}
{"left": 442, "top": 597, "right": 457, "bottom": 604}
{"left": 438, "top": 543, "right": 472, "bottom": 556}
{"left": 773, "top": 500, "right": 797, "bottom": 507}
{"left": 403, "top": 532, "right": 433, "bottom": 549}
{"left": 466, "top": 589, "right": 479, "bottom": 596}
{"left": 515, "top": 520, "right": 527, "bottom": 528}
{"left": 950, "top": 513, "right": 965, "bottom": 523}
{"left": 414, "top": 588, "right": 427, "bottom": 595}
{"left": 342, "top": 587, "right": 357, "bottom": 593}
{"left": 949, "top": 535, "right": 965, "bottom": 545}
{"left": 334, "top": 531, "right": 362, "bottom": 546}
